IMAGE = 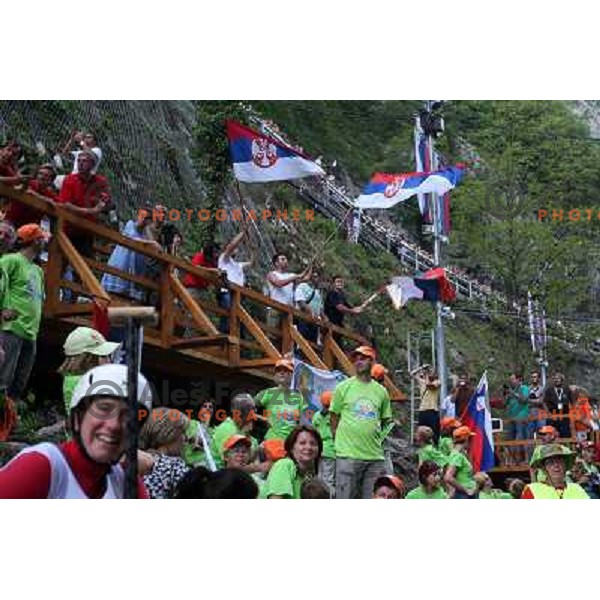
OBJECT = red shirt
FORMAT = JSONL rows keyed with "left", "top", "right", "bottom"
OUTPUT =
{"left": 0, "top": 163, "right": 16, "bottom": 177}
{"left": 4, "top": 180, "right": 56, "bottom": 227}
{"left": 58, "top": 172, "right": 109, "bottom": 220}
{"left": 0, "top": 439, "right": 148, "bottom": 499}
{"left": 183, "top": 251, "right": 216, "bottom": 288}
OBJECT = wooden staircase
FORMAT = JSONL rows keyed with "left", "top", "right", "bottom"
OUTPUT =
{"left": 0, "top": 182, "right": 406, "bottom": 399}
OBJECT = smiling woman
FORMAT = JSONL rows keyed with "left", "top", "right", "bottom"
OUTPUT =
{"left": 264, "top": 425, "right": 323, "bottom": 499}
{"left": 0, "top": 364, "right": 153, "bottom": 499}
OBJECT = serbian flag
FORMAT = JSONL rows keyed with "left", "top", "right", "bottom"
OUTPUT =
{"left": 354, "top": 165, "right": 464, "bottom": 210}
{"left": 226, "top": 120, "right": 325, "bottom": 183}
{"left": 463, "top": 372, "right": 495, "bottom": 472}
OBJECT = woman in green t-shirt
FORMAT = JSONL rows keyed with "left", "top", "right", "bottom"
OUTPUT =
{"left": 57, "top": 327, "right": 121, "bottom": 418}
{"left": 444, "top": 426, "right": 478, "bottom": 498}
{"left": 406, "top": 460, "right": 448, "bottom": 499}
{"left": 265, "top": 425, "right": 322, "bottom": 499}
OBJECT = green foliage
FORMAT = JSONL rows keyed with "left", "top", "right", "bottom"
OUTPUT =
{"left": 190, "top": 101, "right": 249, "bottom": 246}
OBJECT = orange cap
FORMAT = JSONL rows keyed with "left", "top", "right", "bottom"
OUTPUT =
{"left": 17, "top": 223, "right": 51, "bottom": 244}
{"left": 371, "top": 364, "right": 388, "bottom": 380}
{"left": 538, "top": 425, "right": 557, "bottom": 436}
{"left": 274, "top": 358, "right": 294, "bottom": 372}
{"left": 350, "top": 345, "right": 376, "bottom": 360}
{"left": 320, "top": 390, "right": 333, "bottom": 407}
{"left": 453, "top": 426, "right": 475, "bottom": 442}
{"left": 223, "top": 434, "right": 251, "bottom": 452}
{"left": 263, "top": 438, "right": 287, "bottom": 461}
{"left": 374, "top": 474, "right": 405, "bottom": 496}
{"left": 440, "top": 417, "right": 462, "bottom": 432}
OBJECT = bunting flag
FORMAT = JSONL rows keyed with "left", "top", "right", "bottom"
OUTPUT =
{"left": 527, "top": 291, "right": 547, "bottom": 353}
{"left": 385, "top": 268, "right": 456, "bottom": 309}
{"left": 226, "top": 120, "right": 325, "bottom": 183}
{"left": 462, "top": 372, "right": 495, "bottom": 473}
{"left": 414, "top": 121, "right": 432, "bottom": 222}
{"left": 354, "top": 166, "right": 465, "bottom": 210}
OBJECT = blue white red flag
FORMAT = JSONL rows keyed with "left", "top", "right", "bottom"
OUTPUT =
{"left": 226, "top": 120, "right": 325, "bottom": 183}
{"left": 462, "top": 372, "right": 495, "bottom": 473}
{"left": 354, "top": 166, "right": 464, "bottom": 210}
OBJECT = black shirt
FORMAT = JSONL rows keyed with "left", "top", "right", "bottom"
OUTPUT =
{"left": 325, "top": 289, "right": 352, "bottom": 327}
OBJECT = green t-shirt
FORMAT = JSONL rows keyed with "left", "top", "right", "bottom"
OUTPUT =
{"left": 210, "top": 417, "right": 258, "bottom": 468}
{"left": 406, "top": 485, "right": 448, "bottom": 499}
{"left": 479, "top": 489, "right": 511, "bottom": 499}
{"left": 254, "top": 387, "right": 307, "bottom": 441}
{"left": 62, "top": 374, "right": 81, "bottom": 416}
{"left": 252, "top": 473, "right": 267, "bottom": 499}
{"left": 263, "top": 457, "right": 304, "bottom": 499}
{"left": 330, "top": 377, "right": 392, "bottom": 461}
{"left": 0, "top": 253, "right": 44, "bottom": 340}
{"left": 506, "top": 384, "right": 529, "bottom": 420}
{"left": 447, "top": 450, "right": 476, "bottom": 492}
{"left": 313, "top": 410, "right": 335, "bottom": 459}
{"left": 417, "top": 443, "right": 448, "bottom": 468}
{"left": 439, "top": 436, "right": 454, "bottom": 456}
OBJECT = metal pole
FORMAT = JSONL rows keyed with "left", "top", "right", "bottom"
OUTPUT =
{"left": 408, "top": 332, "right": 415, "bottom": 443}
{"left": 425, "top": 100, "right": 448, "bottom": 401}
{"left": 124, "top": 318, "right": 141, "bottom": 499}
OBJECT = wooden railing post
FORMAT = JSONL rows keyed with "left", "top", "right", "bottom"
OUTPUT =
{"left": 160, "top": 265, "right": 175, "bottom": 348}
{"left": 44, "top": 216, "right": 64, "bottom": 316}
{"left": 323, "top": 329, "right": 335, "bottom": 369}
{"left": 281, "top": 311, "right": 294, "bottom": 356}
{"left": 229, "top": 288, "right": 241, "bottom": 367}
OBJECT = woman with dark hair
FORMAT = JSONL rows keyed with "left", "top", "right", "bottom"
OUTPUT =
{"left": 264, "top": 425, "right": 323, "bottom": 499}
{"left": 406, "top": 460, "right": 448, "bottom": 499}
{"left": 173, "top": 466, "right": 259, "bottom": 499}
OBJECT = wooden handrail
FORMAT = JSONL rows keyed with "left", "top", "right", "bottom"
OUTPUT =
{"left": 2, "top": 182, "right": 405, "bottom": 395}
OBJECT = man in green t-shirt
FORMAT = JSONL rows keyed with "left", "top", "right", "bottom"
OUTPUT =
{"left": 254, "top": 358, "right": 306, "bottom": 441}
{"left": 331, "top": 345, "right": 393, "bottom": 499}
{"left": 0, "top": 224, "right": 48, "bottom": 441}
{"left": 211, "top": 393, "right": 258, "bottom": 468}
{"left": 415, "top": 425, "right": 448, "bottom": 468}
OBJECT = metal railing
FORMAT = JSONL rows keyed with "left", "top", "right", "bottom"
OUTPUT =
{"left": 248, "top": 111, "right": 507, "bottom": 304}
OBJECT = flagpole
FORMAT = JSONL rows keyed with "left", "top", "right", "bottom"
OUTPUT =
{"left": 423, "top": 100, "right": 448, "bottom": 401}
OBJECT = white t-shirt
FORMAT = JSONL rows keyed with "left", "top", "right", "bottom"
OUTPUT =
{"left": 72, "top": 147, "right": 103, "bottom": 174}
{"left": 268, "top": 271, "right": 296, "bottom": 306}
{"left": 218, "top": 253, "right": 246, "bottom": 287}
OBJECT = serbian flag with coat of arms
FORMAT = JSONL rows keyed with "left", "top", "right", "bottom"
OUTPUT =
{"left": 354, "top": 165, "right": 464, "bottom": 210}
{"left": 226, "top": 120, "right": 325, "bottom": 183}
{"left": 462, "top": 372, "right": 495, "bottom": 472}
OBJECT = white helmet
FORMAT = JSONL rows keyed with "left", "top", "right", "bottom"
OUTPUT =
{"left": 70, "top": 364, "right": 153, "bottom": 411}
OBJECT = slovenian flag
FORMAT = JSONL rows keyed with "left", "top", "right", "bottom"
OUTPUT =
{"left": 386, "top": 267, "right": 456, "bottom": 308}
{"left": 226, "top": 120, "right": 325, "bottom": 183}
{"left": 354, "top": 165, "right": 465, "bottom": 210}
{"left": 462, "top": 372, "right": 495, "bottom": 473}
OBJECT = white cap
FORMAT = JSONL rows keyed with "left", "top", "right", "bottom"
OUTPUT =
{"left": 70, "top": 364, "right": 153, "bottom": 411}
